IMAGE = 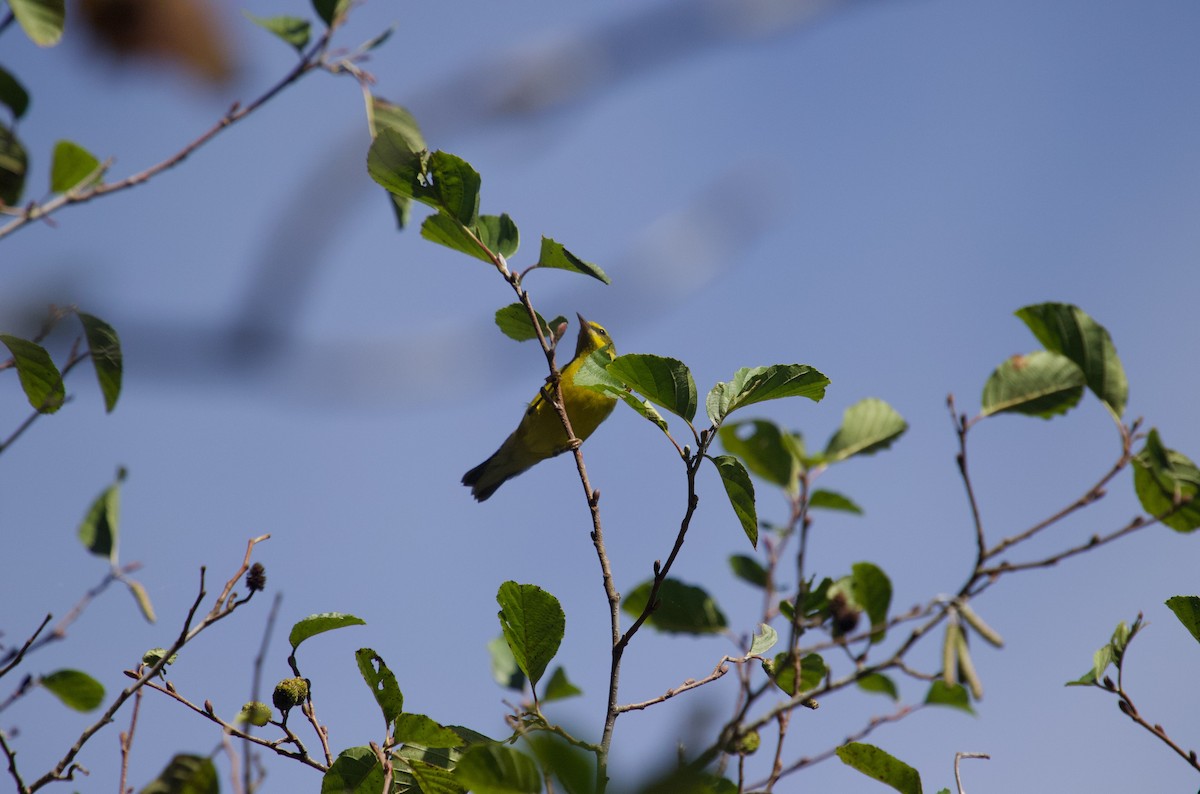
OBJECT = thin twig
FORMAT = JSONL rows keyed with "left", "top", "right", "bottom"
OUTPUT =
{"left": 496, "top": 258, "right": 624, "bottom": 789}
{"left": 0, "top": 728, "right": 28, "bottom": 794}
{"left": 221, "top": 729, "right": 243, "bottom": 794}
{"left": 978, "top": 515, "right": 1150, "bottom": 576}
{"left": 954, "top": 751, "right": 990, "bottom": 794}
{"left": 0, "top": 615, "right": 51, "bottom": 679}
{"left": 244, "top": 592, "right": 283, "bottom": 794}
{"left": 136, "top": 679, "right": 325, "bottom": 772}
{"left": 0, "top": 25, "right": 337, "bottom": 241}
{"left": 615, "top": 657, "right": 736, "bottom": 713}
{"left": 746, "top": 704, "right": 920, "bottom": 788}
{"left": 370, "top": 742, "right": 393, "bottom": 794}
{"left": 117, "top": 687, "right": 143, "bottom": 794}
{"left": 947, "top": 395, "right": 987, "bottom": 564}
{"left": 984, "top": 421, "right": 1135, "bottom": 560}
{"left": 1101, "top": 635, "right": 1200, "bottom": 774}
{"left": 0, "top": 343, "right": 91, "bottom": 454}
{"left": 300, "top": 699, "right": 333, "bottom": 767}
{"left": 25, "top": 537, "right": 270, "bottom": 792}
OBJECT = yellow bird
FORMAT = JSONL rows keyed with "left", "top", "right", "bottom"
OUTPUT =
{"left": 463, "top": 314, "right": 617, "bottom": 501}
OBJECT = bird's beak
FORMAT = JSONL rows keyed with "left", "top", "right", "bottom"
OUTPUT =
{"left": 576, "top": 312, "right": 589, "bottom": 328}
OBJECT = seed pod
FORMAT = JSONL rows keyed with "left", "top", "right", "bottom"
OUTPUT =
{"left": 956, "top": 632, "right": 984, "bottom": 700}
{"left": 272, "top": 677, "right": 309, "bottom": 713}
{"left": 957, "top": 601, "right": 1004, "bottom": 648}
{"left": 245, "top": 562, "right": 267, "bottom": 593}
{"left": 942, "top": 614, "right": 961, "bottom": 687}
{"left": 725, "top": 730, "right": 761, "bottom": 756}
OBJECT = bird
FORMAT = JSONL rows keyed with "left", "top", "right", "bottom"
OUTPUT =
{"left": 463, "top": 313, "right": 617, "bottom": 501}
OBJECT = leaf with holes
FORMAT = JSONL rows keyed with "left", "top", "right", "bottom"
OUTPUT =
{"left": 355, "top": 648, "right": 403, "bottom": 726}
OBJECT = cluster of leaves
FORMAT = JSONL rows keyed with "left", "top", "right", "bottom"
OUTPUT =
{"left": 1060, "top": 596, "right": 1200, "bottom": 779}
{"left": 7, "top": 0, "right": 1200, "bottom": 790}
{"left": 361, "top": 77, "right": 1200, "bottom": 789}
{"left": 0, "top": 309, "right": 120, "bottom": 419}
{"left": 1, "top": 0, "right": 107, "bottom": 210}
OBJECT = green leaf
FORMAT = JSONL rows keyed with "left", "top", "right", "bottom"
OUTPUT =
{"left": 857, "top": 672, "right": 899, "bottom": 700}
{"left": 1166, "top": 596, "right": 1200, "bottom": 644}
{"left": 358, "top": 24, "right": 395, "bottom": 53}
{"left": 1015, "top": 302, "right": 1128, "bottom": 418}
{"left": 126, "top": 578, "right": 156, "bottom": 623}
{"left": 453, "top": 744, "right": 542, "bottom": 794}
{"left": 0, "top": 123, "right": 27, "bottom": 205}
{"left": 388, "top": 193, "right": 412, "bottom": 230}
{"left": 0, "top": 334, "right": 64, "bottom": 412}
{"left": 1078, "top": 618, "right": 1145, "bottom": 685}
{"left": 369, "top": 100, "right": 423, "bottom": 232}
{"left": 78, "top": 312, "right": 122, "bottom": 412}
{"left": 601, "top": 353, "right": 696, "bottom": 421}
{"left": 809, "top": 489, "right": 863, "bottom": 514}
{"left": 851, "top": 562, "right": 892, "bottom": 643}
{"left": 421, "top": 212, "right": 490, "bottom": 262}
{"left": 497, "top": 581, "right": 565, "bottom": 688}
{"left": 526, "top": 734, "right": 595, "bottom": 794}
{"left": 706, "top": 364, "right": 829, "bottom": 425}
{"left": 367, "top": 132, "right": 481, "bottom": 224}
{"left": 537, "top": 236, "right": 611, "bottom": 284}
{"left": 640, "top": 768, "right": 736, "bottom": 793}
{"left": 0, "top": 66, "right": 30, "bottom": 120}
{"left": 769, "top": 652, "right": 825, "bottom": 695}
{"left": 322, "top": 746, "right": 384, "bottom": 794}
{"left": 640, "top": 768, "right": 737, "bottom": 794}
{"left": 394, "top": 726, "right": 492, "bottom": 774}
{"left": 422, "top": 212, "right": 518, "bottom": 264}
{"left": 41, "top": 669, "right": 104, "bottom": 711}
{"left": 494, "top": 303, "right": 561, "bottom": 343}
{"left": 354, "top": 648, "right": 404, "bottom": 727}
{"left": 140, "top": 754, "right": 218, "bottom": 794}
{"left": 236, "top": 702, "right": 272, "bottom": 727}
{"left": 1132, "top": 429, "right": 1200, "bottom": 532}
{"left": 8, "top": 0, "right": 65, "bottom": 46}
{"left": 487, "top": 635, "right": 526, "bottom": 691}
{"left": 728, "top": 554, "right": 768, "bottom": 588}
{"left": 476, "top": 214, "right": 520, "bottom": 260}
{"left": 824, "top": 398, "right": 907, "bottom": 462}
{"left": 427, "top": 151, "right": 481, "bottom": 225}
{"left": 711, "top": 454, "right": 758, "bottom": 548}
{"left": 718, "top": 419, "right": 800, "bottom": 490}
{"left": 573, "top": 351, "right": 671, "bottom": 434}
{"left": 835, "top": 743, "right": 922, "bottom": 794}
{"left": 394, "top": 713, "right": 464, "bottom": 748}
{"left": 924, "top": 680, "right": 974, "bottom": 714}
{"left": 410, "top": 758, "right": 469, "bottom": 794}
{"left": 1065, "top": 668, "right": 1099, "bottom": 687}
{"left": 541, "top": 666, "right": 582, "bottom": 702}
{"left": 372, "top": 97, "right": 425, "bottom": 152}
{"left": 312, "top": 0, "right": 350, "bottom": 28}
{"left": 622, "top": 578, "right": 727, "bottom": 634}
{"left": 288, "top": 612, "right": 366, "bottom": 651}
{"left": 243, "top": 11, "right": 311, "bottom": 51}
{"left": 142, "top": 648, "right": 177, "bottom": 667}
{"left": 980, "top": 350, "right": 1085, "bottom": 418}
{"left": 749, "top": 624, "right": 778, "bottom": 656}
{"left": 78, "top": 472, "right": 122, "bottom": 562}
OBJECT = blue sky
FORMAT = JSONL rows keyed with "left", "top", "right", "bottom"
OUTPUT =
{"left": 3, "top": 0, "right": 1200, "bottom": 791}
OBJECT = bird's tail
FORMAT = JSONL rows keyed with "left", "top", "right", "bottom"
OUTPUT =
{"left": 461, "top": 452, "right": 508, "bottom": 502}
{"left": 462, "top": 435, "right": 535, "bottom": 502}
